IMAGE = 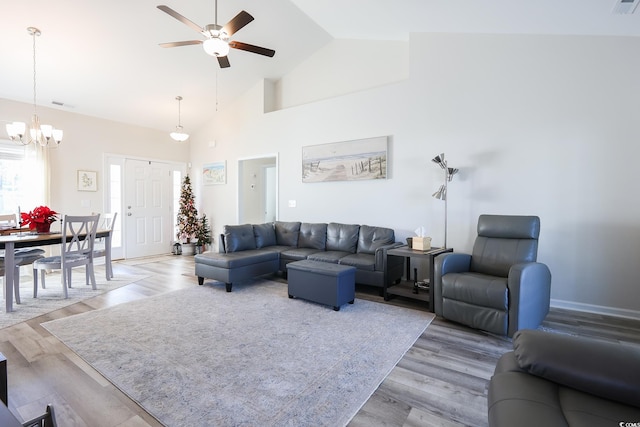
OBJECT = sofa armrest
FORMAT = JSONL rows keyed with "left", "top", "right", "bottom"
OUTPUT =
{"left": 218, "top": 234, "right": 226, "bottom": 253}
{"left": 438, "top": 253, "right": 472, "bottom": 275}
{"left": 374, "top": 242, "right": 403, "bottom": 271}
{"left": 513, "top": 329, "right": 640, "bottom": 408}
{"left": 433, "top": 253, "right": 471, "bottom": 315}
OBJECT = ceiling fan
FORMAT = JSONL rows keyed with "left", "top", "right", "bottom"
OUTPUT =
{"left": 157, "top": 2, "right": 275, "bottom": 68}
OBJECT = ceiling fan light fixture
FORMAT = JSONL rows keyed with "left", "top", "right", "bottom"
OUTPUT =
{"left": 203, "top": 37, "right": 230, "bottom": 57}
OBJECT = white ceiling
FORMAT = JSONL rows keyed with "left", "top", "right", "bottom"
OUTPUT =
{"left": 1, "top": 0, "right": 638, "bottom": 134}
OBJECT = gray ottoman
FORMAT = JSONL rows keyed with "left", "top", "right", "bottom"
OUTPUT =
{"left": 286, "top": 260, "right": 356, "bottom": 311}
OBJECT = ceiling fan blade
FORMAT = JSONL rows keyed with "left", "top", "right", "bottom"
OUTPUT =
{"left": 222, "top": 11, "right": 254, "bottom": 36}
{"left": 229, "top": 41, "right": 275, "bottom": 57}
{"left": 157, "top": 5, "right": 203, "bottom": 34}
{"left": 217, "top": 56, "right": 231, "bottom": 68}
{"left": 159, "top": 40, "right": 203, "bottom": 48}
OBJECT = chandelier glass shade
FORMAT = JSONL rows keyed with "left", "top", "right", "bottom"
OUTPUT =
{"left": 5, "top": 27, "right": 63, "bottom": 147}
{"left": 170, "top": 127, "right": 189, "bottom": 142}
{"left": 203, "top": 37, "right": 230, "bottom": 57}
{"left": 170, "top": 96, "right": 189, "bottom": 142}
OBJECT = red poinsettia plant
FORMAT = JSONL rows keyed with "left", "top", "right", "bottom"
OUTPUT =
{"left": 20, "top": 206, "right": 59, "bottom": 231}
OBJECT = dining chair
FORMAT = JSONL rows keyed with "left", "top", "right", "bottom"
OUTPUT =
{"left": 0, "top": 214, "right": 45, "bottom": 304}
{"left": 32, "top": 214, "right": 100, "bottom": 299}
{"left": 93, "top": 212, "right": 118, "bottom": 280}
{"left": 0, "top": 214, "right": 17, "bottom": 229}
{"left": 21, "top": 403, "right": 57, "bottom": 427}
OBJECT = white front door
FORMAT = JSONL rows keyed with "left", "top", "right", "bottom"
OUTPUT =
{"left": 124, "top": 159, "right": 173, "bottom": 258}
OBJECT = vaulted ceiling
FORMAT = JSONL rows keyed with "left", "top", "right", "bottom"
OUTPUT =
{"left": 1, "top": 0, "right": 638, "bottom": 134}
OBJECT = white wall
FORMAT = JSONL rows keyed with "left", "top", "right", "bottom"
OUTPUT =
{"left": 0, "top": 98, "right": 190, "bottom": 217}
{"left": 274, "top": 39, "right": 410, "bottom": 110}
{"left": 192, "top": 32, "right": 640, "bottom": 319}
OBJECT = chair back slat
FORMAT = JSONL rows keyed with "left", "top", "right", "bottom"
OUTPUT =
{"left": 61, "top": 215, "right": 100, "bottom": 261}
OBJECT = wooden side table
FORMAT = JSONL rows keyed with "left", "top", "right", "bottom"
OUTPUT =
{"left": 385, "top": 246, "right": 453, "bottom": 312}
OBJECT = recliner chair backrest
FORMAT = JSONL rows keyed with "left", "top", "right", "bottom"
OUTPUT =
{"left": 470, "top": 215, "right": 540, "bottom": 277}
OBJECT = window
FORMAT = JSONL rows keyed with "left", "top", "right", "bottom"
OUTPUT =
{"left": 0, "top": 140, "right": 45, "bottom": 217}
{"left": 173, "top": 170, "right": 182, "bottom": 242}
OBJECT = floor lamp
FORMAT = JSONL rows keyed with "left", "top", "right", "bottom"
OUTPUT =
{"left": 432, "top": 153, "right": 458, "bottom": 249}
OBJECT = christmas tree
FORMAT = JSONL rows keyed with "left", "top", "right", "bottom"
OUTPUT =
{"left": 196, "top": 213, "right": 212, "bottom": 248}
{"left": 176, "top": 175, "right": 199, "bottom": 243}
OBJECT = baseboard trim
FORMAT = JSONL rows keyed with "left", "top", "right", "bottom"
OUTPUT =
{"left": 551, "top": 299, "right": 640, "bottom": 321}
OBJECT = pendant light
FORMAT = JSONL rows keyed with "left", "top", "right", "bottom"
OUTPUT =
{"left": 170, "top": 96, "right": 189, "bottom": 142}
{"left": 5, "top": 27, "right": 63, "bottom": 147}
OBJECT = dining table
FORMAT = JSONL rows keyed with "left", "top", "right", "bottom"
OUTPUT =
{"left": 0, "top": 229, "right": 111, "bottom": 313}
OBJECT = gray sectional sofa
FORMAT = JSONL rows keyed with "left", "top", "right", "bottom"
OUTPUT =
{"left": 194, "top": 221, "right": 404, "bottom": 292}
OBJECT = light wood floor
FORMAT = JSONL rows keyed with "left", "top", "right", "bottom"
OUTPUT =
{"left": 1, "top": 255, "right": 639, "bottom": 426}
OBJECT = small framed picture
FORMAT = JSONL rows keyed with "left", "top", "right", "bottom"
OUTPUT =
{"left": 77, "top": 170, "right": 98, "bottom": 191}
{"left": 203, "top": 161, "right": 226, "bottom": 185}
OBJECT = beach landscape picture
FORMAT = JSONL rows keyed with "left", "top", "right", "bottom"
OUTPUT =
{"left": 302, "top": 136, "right": 388, "bottom": 183}
{"left": 203, "top": 161, "right": 226, "bottom": 185}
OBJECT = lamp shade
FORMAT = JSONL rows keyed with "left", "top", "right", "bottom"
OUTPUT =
{"left": 432, "top": 184, "right": 446, "bottom": 200}
{"left": 432, "top": 153, "right": 446, "bottom": 169}
{"left": 6, "top": 122, "right": 26, "bottom": 139}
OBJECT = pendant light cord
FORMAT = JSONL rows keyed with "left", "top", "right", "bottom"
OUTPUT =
{"left": 31, "top": 28, "right": 38, "bottom": 116}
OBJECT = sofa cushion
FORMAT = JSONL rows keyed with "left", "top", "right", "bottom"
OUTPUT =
{"left": 357, "top": 225, "right": 395, "bottom": 254}
{"left": 281, "top": 247, "right": 322, "bottom": 262}
{"left": 253, "top": 223, "right": 276, "bottom": 248}
{"left": 308, "top": 251, "right": 351, "bottom": 264}
{"left": 223, "top": 224, "right": 256, "bottom": 253}
{"left": 298, "top": 223, "right": 327, "bottom": 250}
{"left": 442, "top": 272, "right": 508, "bottom": 310}
{"left": 512, "top": 329, "right": 640, "bottom": 409}
{"left": 275, "top": 221, "right": 301, "bottom": 247}
{"left": 195, "top": 249, "right": 278, "bottom": 269}
{"left": 339, "top": 253, "right": 375, "bottom": 271}
{"left": 326, "top": 223, "right": 360, "bottom": 253}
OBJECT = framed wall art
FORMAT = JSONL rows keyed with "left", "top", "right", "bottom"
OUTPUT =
{"left": 203, "top": 161, "right": 226, "bottom": 185}
{"left": 77, "top": 170, "right": 98, "bottom": 191}
{"left": 302, "top": 136, "right": 388, "bottom": 183}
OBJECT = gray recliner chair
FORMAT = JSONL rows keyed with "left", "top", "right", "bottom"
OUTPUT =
{"left": 433, "top": 215, "right": 551, "bottom": 337}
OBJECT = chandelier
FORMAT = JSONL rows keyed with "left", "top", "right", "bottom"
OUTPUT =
{"left": 5, "top": 27, "right": 63, "bottom": 147}
{"left": 170, "top": 96, "right": 189, "bottom": 142}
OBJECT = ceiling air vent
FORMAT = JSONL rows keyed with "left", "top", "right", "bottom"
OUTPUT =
{"left": 612, "top": 0, "right": 639, "bottom": 14}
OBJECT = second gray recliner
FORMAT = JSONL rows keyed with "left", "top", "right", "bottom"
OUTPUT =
{"left": 433, "top": 214, "right": 551, "bottom": 337}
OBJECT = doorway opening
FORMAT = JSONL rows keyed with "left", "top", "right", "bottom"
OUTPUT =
{"left": 238, "top": 154, "right": 278, "bottom": 224}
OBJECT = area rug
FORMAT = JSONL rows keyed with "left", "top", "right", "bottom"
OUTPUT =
{"left": 43, "top": 279, "right": 434, "bottom": 427}
{"left": 1, "top": 265, "right": 148, "bottom": 329}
